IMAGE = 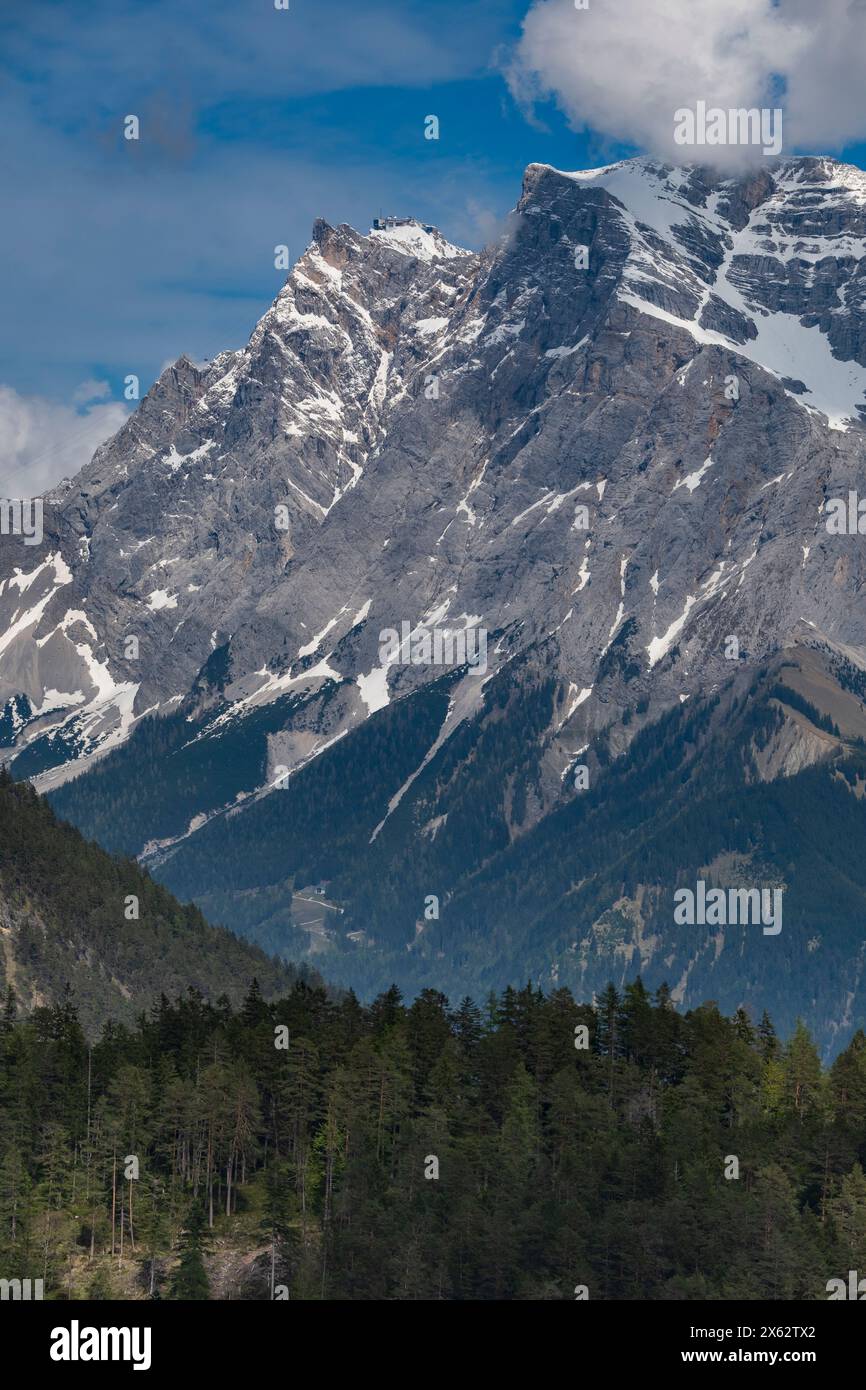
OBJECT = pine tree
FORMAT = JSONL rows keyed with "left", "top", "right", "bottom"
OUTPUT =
{"left": 784, "top": 1020, "right": 824, "bottom": 1119}
{"left": 453, "top": 997, "right": 483, "bottom": 1053}
{"left": 828, "top": 1164, "right": 866, "bottom": 1267}
{"left": 733, "top": 1007, "right": 756, "bottom": 1047}
{"left": 758, "top": 1010, "right": 779, "bottom": 1060}
{"left": 88, "top": 1263, "right": 113, "bottom": 1299}
{"left": 595, "top": 983, "right": 623, "bottom": 1100}
{"left": 261, "top": 1159, "right": 297, "bottom": 1299}
{"left": 0, "top": 987, "right": 16, "bottom": 1034}
{"left": 169, "top": 1202, "right": 211, "bottom": 1300}
{"left": 621, "top": 977, "right": 654, "bottom": 1065}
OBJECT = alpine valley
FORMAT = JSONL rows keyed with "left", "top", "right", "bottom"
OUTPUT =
{"left": 5, "top": 155, "right": 866, "bottom": 1057}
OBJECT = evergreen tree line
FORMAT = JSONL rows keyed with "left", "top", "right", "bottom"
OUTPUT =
{"left": 2, "top": 978, "right": 866, "bottom": 1301}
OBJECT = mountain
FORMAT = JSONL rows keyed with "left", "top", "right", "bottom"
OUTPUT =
{"left": 0, "top": 769, "right": 315, "bottom": 1035}
{"left": 0, "top": 216, "right": 476, "bottom": 776}
{"left": 5, "top": 155, "right": 866, "bottom": 1052}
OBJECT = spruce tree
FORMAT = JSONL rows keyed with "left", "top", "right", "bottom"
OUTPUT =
{"left": 170, "top": 1202, "right": 211, "bottom": 1300}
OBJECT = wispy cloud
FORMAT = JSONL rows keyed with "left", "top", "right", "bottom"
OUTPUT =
{"left": 72, "top": 379, "right": 112, "bottom": 405}
{"left": 0, "top": 0, "right": 505, "bottom": 124}
{"left": 0, "top": 385, "right": 128, "bottom": 497}
{"left": 0, "top": 0, "right": 520, "bottom": 412}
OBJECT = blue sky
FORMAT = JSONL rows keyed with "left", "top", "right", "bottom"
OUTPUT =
{"left": 0, "top": 0, "right": 619, "bottom": 410}
{"left": 1, "top": 0, "right": 866, "bottom": 493}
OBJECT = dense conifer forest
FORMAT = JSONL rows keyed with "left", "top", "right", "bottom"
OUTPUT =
{"left": 0, "top": 770, "right": 310, "bottom": 1033}
{"left": 2, "top": 977, "right": 866, "bottom": 1301}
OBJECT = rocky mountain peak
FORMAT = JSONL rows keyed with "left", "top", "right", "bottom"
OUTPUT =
{"left": 7, "top": 153, "right": 866, "bottom": 1050}
{"left": 4, "top": 153, "right": 866, "bottom": 810}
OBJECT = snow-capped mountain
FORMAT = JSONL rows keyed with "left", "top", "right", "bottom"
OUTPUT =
{"left": 6, "top": 154, "right": 866, "bottom": 1051}
{"left": 0, "top": 215, "right": 477, "bottom": 776}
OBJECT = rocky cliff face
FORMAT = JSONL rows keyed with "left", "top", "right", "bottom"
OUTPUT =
{"left": 0, "top": 216, "right": 477, "bottom": 774}
{"left": 6, "top": 154, "right": 866, "bottom": 1050}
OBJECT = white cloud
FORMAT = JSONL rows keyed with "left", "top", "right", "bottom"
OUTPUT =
{"left": 509, "top": 0, "right": 866, "bottom": 165}
{"left": 781, "top": 0, "right": 866, "bottom": 151}
{"left": 459, "top": 198, "right": 512, "bottom": 248}
{"left": 71, "top": 378, "right": 112, "bottom": 405}
{"left": 0, "top": 385, "right": 128, "bottom": 497}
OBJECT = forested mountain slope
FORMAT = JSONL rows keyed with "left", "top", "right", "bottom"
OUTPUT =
{"left": 50, "top": 637, "right": 866, "bottom": 1057}
{"left": 0, "top": 771, "right": 314, "bottom": 1034}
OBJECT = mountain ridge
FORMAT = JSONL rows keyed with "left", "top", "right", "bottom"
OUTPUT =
{"left": 5, "top": 153, "right": 866, "bottom": 1050}
{"left": 0, "top": 769, "right": 317, "bottom": 1035}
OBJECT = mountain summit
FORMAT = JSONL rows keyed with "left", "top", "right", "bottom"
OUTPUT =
{"left": 5, "top": 155, "right": 866, "bottom": 1051}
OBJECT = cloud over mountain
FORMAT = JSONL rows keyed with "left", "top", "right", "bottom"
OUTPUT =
{"left": 0, "top": 385, "right": 128, "bottom": 497}
{"left": 508, "top": 0, "right": 866, "bottom": 163}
